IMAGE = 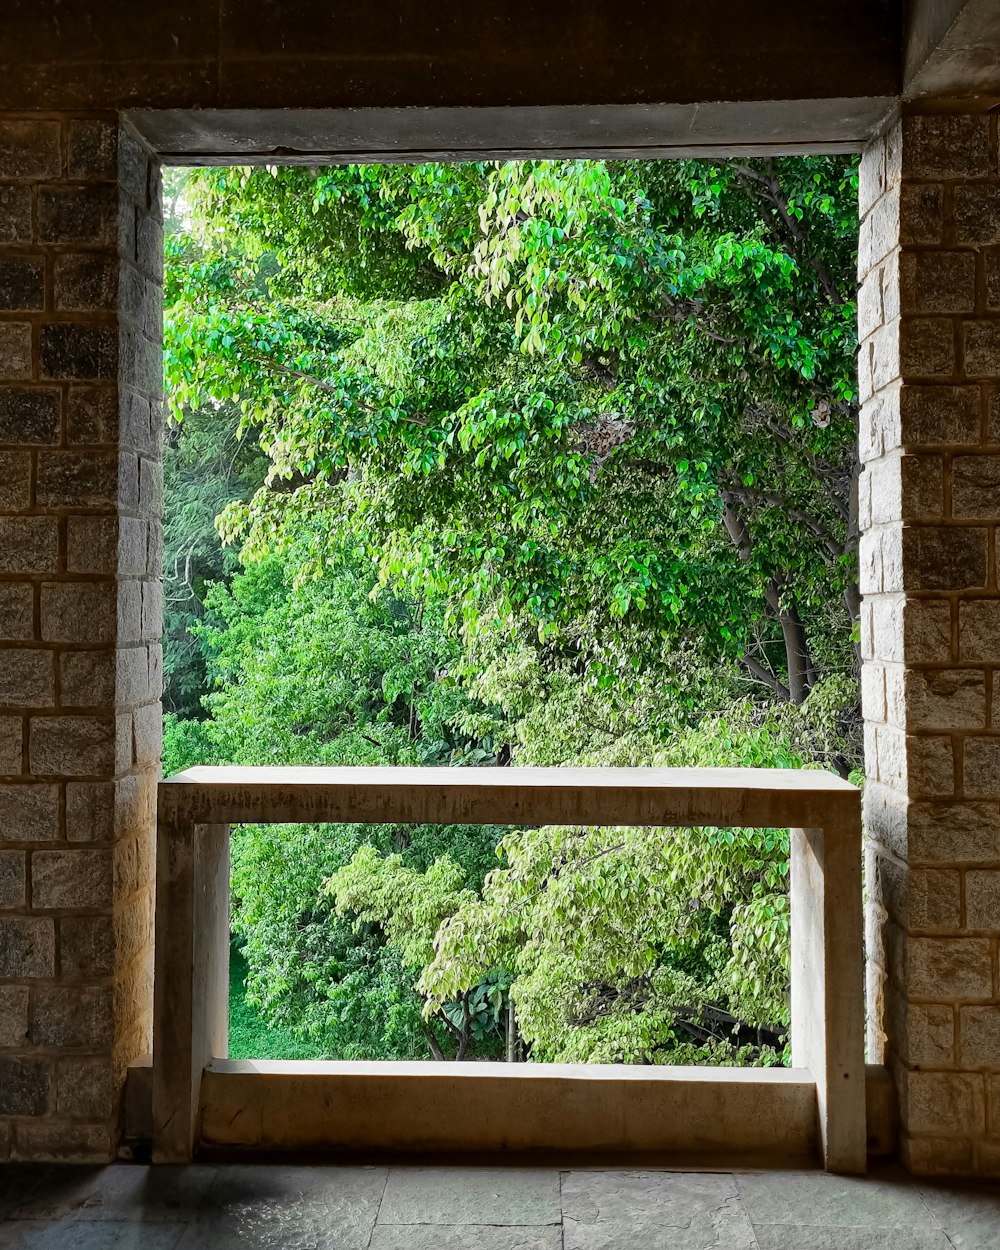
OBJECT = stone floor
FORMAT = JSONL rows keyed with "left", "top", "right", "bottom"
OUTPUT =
{"left": 0, "top": 1162, "right": 999, "bottom": 1249}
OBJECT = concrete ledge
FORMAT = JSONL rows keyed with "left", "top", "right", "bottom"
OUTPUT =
{"left": 199, "top": 1060, "right": 820, "bottom": 1160}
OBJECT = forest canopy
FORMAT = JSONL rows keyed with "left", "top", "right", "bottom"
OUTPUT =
{"left": 163, "top": 155, "right": 860, "bottom": 1065}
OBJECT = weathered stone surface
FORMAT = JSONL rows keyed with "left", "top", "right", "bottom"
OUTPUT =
{"left": 0, "top": 984, "right": 29, "bottom": 1047}
{"left": 0, "top": 390, "right": 60, "bottom": 450}
{"left": 0, "top": 183, "right": 33, "bottom": 242}
{"left": 963, "top": 321, "right": 1000, "bottom": 377}
{"left": 66, "top": 781, "right": 115, "bottom": 843}
{"left": 952, "top": 457, "right": 1000, "bottom": 520}
{"left": 0, "top": 650, "right": 55, "bottom": 708}
{"left": 40, "top": 583, "right": 117, "bottom": 645}
{"left": 11, "top": 1119, "right": 112, "bottom": 1163}
{"left": 902, "top": 527, "right": 987, "bottom": 590}
{"left": 66, "top": 385, "right": 117, "bottom": 445}
{"left": 958, "top": 1006, "right": 1000, "bottom": 1067}
{"left": 0, "top": 782, "right": 59, "bottom": 842}
{"left": 0, "top": 451, "right": 30, "bottom": 510}
{"left": 963, "top": 738, "right": 1000, "bottom": 798}
{"left": 958, "top": 600, "right": 1000, "bottom": 663}
{"left": 37, "top": 450, "right": 119, "bottom": 509}
{"left": 0, "top": 1059, "right": 50, "bottom": 1117}
{"left": 67, "top": 119, "right": 118, "bottom": 182}
{"left": 737, "top": 1170, "right": 937, "bottom": 1230}
{"left": 59, "top": 651, "right": 116, "bottom": 709}
{"left": 0, "top": 584, "right": 33, "bottom": 642}
{"left": 31, "top": 849, "right": 112, "bottom": 909}
{"left": 0, "top": 519, "right": 57, "bottom": 575}
{"left": 67, "top": 517, "right": 119, "bottom": 575}
{"left": 900, "top": 252, "right": 976, "bottom": 315}
{"left": 59, "top": 915, "right": 113, "bottom": 978}
{"left": 899, "top": 386, "right": 981, "bottom": 447}
{"left": 905, "top": 670, "right": 986, "bottom": 731}
{"left": 0, "top": 917, "right": 54, "bottom": 977}
{"left": 953, "top": 183, "right": 1000, "bottom": 246}
{"left": 29, "top": 716, "right": 117, "bottom": 777}
{"left": 899, "top": 317, "right": 955, "bottom": 378}
{"left": 0, "top": 119, "right": 61, "bottom": 179}
{"left": 31, "top": 986, "right": 113, "bottom": 1049}
{"left": 380, "top": 1168, "right": 560, "bottom": 1227}
{"left": 54, "top": 253, "right": 119, "bottom": 312}
{"left": 0, "top": 847, "right": 25, "bottom": 906}
{"left": 37, "top": 185, "right": 117, "bottom": 246}
{"left": 40, "top": 323, "right": 118, "bottom": 381}
{"left": 902, "top": 115, "right": 991, "bottom": 180}
{"left": 0, "top": 716, "right": 21, "bottom": 774}
{"left": 908, "top": 937, "right": 994, "bottom": 1000}
{"left": 55, "top": 1056, "right": 114, "bottom": 1120}
{"left": 0, "top": 256, "right": 44, "bottom": 311}
{"left": 904, "top": 1072, "right": 986, "bottom": 1138}
{"left": 0, "top": 321, "right": 33, "bottom": 379}
{"left": 964, "top": 870, "right": 1000, "bottom": 931}
{"left": 900, "top": 183, "right": 944, "bottom": 247}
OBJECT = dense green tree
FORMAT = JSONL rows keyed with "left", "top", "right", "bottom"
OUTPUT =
{"left": 163, "top": 156, "right": 860, "bottom": 1064}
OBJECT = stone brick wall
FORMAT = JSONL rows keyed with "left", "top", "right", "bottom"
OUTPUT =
{"left": 861, "top": 112, "right": 1000, "bottom": 1177}
{"left": 0, "top": 115, "right": 162, "bottom": 1161}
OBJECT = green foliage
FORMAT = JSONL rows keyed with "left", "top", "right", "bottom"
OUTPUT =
{"left": 162, "top": 156, "right": 861, "bottom": 1066}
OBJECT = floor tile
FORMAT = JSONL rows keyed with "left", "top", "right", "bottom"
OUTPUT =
{"left": 173, "top": 1164, "right": 387, "bottom": 1250}
{"left": 736, "top": 1170, "right": 938, "bottom": 1230}
{"left": 917, "top": 1182, "right": 1000, "bottom": 1250}
{"left": 9, "top": 1160, "right": 216, "bottom": 1220}
{"left": 561, "top": 1170, "right": 755, "bottom": 1250}
{"left": 369, "top": 1225, "right": 563, "bottom": 1250}
{"left": 0, "top": 1221, "right": 187, "bottom": 1250}
{"left": 0, "top": 1166, "right": 51, "bottom": 1219}
{"left": 753, "top": 1225, "right": 954, "bottom": 1250}
{"left": 378, "top": 1168, "right": 562, "bottom": 1226}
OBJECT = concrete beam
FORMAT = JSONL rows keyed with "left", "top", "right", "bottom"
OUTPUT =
{"left": 905, "top": 0, "right": 1000, "bottom": 100}
{"left": 128, "top": 100, "right": 894, "bottom": 165}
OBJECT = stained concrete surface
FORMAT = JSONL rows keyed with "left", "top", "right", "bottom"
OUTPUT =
{"left": 0, "top": 1163, "right": 998, "bottom": 1249}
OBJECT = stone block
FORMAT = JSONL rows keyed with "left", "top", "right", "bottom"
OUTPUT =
{"left": 67, "top": 119, "right": 117, "bottom": 181}
{"left": 958, "top": 600, "right": 1000, "bottom": 663}
{"left": 902, "top": 527, "right": 987, "bottom": 591}
{"left": 909, "top": 801, "right": 1000, "bottom": 863}
{"left": 0, "top": 714, "right": 21, "bottom": 773}
{"left": 0, "top": 119, "right": 61, "bottom": 179}
{"left": 900, "top": 251, "right": 976, "bottom": 315}
{"left": 859, "top": 192, "right": 900, "bottom": 273}
{"left": 0, "top": 650, "right": 55, "bottom": 708}
{"left": 139, "top": 456, "right": 163, "bottom": 513}
{"left": 965, "top": 869, "right": 1000, "bottom": 930}
{"left": 870, "top": 318, "right": 901, "bottom": 393}
{"left": 0, "top": 1058, "right": 50, "bottom": 1117}
{"left": 986, "top": 251, "right": 1000, "bottom": 312}
{"left": 959, "top": 1006, "right": 1000, "bottom": 1068}
{"left": 41, "top": 583, "right": 117, "bottom": 644}
{"left": 900, "top": 183, "right": 944, "bottom": 247}
{"left": 59, "top": 915, "right": 113, "bottom": 978}
{"left": 137, "top": 214, "right": 163, "bottom": 284}
{"left": 952, "top": 456, "right": 1000, "bottom": 519}
{"left": 0, "top": 917, "right": 54, "bottom": 977}
{"left": 53, "top": 252, "right": 118, "bottom": 313}
{"left": 31, "top": 848, "right": 112, "bottom": 909}
{"left": 0, "top": 183, "right": 33, "bottom": 242}
{"left": 141, "top": 581, "right": 163, "bottom": 642}
{"left": 132, "top": 701, "right": 163, "bottom": 767}
{"left": 66, "top": 780, "right": 115, "bottom": 843}
{"left": 0, "top": 985, "right": 29, "bottom": 1047}
{"left": 899, "top": 385, "right": 981, "bottom": 447}
{"left": 67, "top": 385, "right": 117, "bottom": 445}
{"left": 964, "top": 737, "right": 1000, "bottom": 798}
{"left": 29, "top": 715, "right": 117, "bottom": 777}
{"left": 861, "top": 662, "right": 886, "bottom": 723}
{"left": 903, "top": 1133, "right": 975, "bottom": 1176}
{"left": 0, "top": 322, "right": 33, "bottom": 379}
{"left": 964, "top": 321, "right": 1000, "bottom": 377}
{"left": 31, "top": 986, "right": 113, "bottom": 1048}
{"left": 66, "top": 516, "right": 118, "bottom": 575}
{"left": 118, "top": 517, "right": 147, "bottom": 576}
{"left": 0, "top": 518, "right": 58, "bottom": 575}
{"left": 857, "top": 266, "right": 883, "bottom": 340}
{"left": 877, "top": 724, "right": 908, "bottom": 788}
{"left": 905, "top": 669, "right": 986, "bottom": 731}
{"left": 116, "top": 647, "right": 149, "bottom": 707}
{"left": 37, "top": 450, "right": 119, "bottom": 509}
{"left": 0, "top": 782, "right": 59, "bottom": 842}
{"left": 117, "top": 581, "right": 142, "bottom": 643}
{"left": 0, "top": 584, "right": 33, "bottom": 641}
{"left": 12, "top": 1119, "right": 112, "bottom": 1163}
{"left": 40, "top": 323, "right": 117, "bottom": 381}
{"left": 0, "top": 849, "right": 25, "bottom": 906}
{"left": 903, "top": 114, "right": 991, "bottom": 179}
{"left": 113, "top": 890, "right": 153, "bottom": 969}
{"left": 903, "top": 1070, "right": 986, "bottom": 1137}
{"left": 886, "top": 993, "right": 954, "bottom": 1067}
{"left": 954, "top": 184, "right": 1000, "bottom": 246}
{"left": 0, "top": 451, "right": 30, "bottom": 509}
{"left": 56, "top": 1056, "right": 114, "bottom": 1120}
{"left": 900, "top": 317, "right": 956, "bottom": 378}
{"left": 59, "top": 650, "right": 116, "bottom": 708}
{"left": 37, "top": 185, "right": 117, "bottom": 246}
{"left": 0, "top": 257, "right": 44, "bottom": 311}
{"left": 859, "top": 383, "right": 900, "bottom": 459}
{"left": 908, "top": 937, "right": 994, "bottom": 999}
{"left": 877, "top": 857, "right": 961, "bottom": 931}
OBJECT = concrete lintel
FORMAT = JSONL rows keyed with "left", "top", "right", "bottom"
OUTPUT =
{"left": 905, "top": 0, "right": 1000, "bottom": 100}
{"left": 127, "top": 99, "right": 896, "bottom": 165}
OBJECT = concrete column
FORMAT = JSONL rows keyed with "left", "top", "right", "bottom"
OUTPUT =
{"left": 0, "top": 115, "right": 162, "bottom": 1161}
{"left": 861, "top": 111, "right": 1000, "bottom": 1177}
